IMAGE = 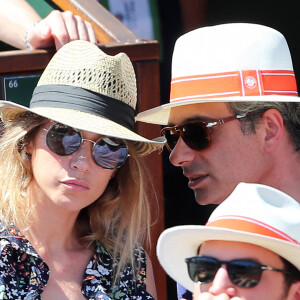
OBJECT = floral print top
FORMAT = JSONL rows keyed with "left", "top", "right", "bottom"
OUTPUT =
{"left": 0, "top": 226, "right": 154, "bottom": 299}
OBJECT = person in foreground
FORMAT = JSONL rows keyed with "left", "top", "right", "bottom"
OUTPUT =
{"left": 0, "top": 40, "right": 164, "bottom": 299}
{"left": 157, "top": 182, "right": 300, "bottom": 299}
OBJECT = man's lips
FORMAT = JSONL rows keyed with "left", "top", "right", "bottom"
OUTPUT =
{"left": 185, "top": 173, "right": 208, "bottom": 189}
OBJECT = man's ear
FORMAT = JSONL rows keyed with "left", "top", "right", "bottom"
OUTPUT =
{"left": 261, "top": 109, "right": 284, "bottom": 152}
{"left": 287, "top": 281, "right": 300, "bottom": 300}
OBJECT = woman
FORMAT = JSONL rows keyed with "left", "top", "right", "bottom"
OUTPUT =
{"left": 0, "top": 40, "right": 164, "bottom": 299}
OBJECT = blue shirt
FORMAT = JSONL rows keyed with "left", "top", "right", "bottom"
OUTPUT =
{"left": 177, "top": 282, "right": 192, "bottom": 300}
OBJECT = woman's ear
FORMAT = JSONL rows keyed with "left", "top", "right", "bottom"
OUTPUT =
{"left": 26, "top": 139, "right": 33, "bottom": 156}
{"left": 261, "top": 109, "right": 284, "bottom": 152}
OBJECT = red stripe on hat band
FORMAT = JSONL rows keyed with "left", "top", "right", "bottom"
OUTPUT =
{"left": 206, "top": 216, "right": 299, "bottom": 245}
{"left": 170, "top": 70, "right": 298, "bottom": 102}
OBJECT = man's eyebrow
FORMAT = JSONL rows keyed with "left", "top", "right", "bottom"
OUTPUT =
{"left": 168, "top": 116, "right": 214, "bottom": 126}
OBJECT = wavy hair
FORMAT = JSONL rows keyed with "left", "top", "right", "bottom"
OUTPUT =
{"left": 228, "top": 101, "right": 300, "bottom": 150}
{"left": 0, "top": 109, "right": 153, "bottom": 282}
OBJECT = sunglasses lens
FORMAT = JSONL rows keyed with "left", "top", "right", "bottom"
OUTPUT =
{"left": 228, "top": 260, "right": 261, "bottom": 288}
{"left": 93, "top": 137, "right": 128, "bottom": 169}
{"left": 186, "top": 257, "right": 262, "bottom": 288}
{"left": 46, "top": 124, "right": 81, "bottom": 155}
{"left": 163, "top": 129, "right": 179, "bottom": 150}
{"left": 186, "top": 257, "right": 219, "bottom": 283}
{"left": 46, "top": 124, "right": 128, "bottom": 170}
{"left": 182, "top": 123, "right": 210, "bottom": 150}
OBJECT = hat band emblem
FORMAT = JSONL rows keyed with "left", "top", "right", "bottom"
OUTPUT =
{"left": 170, "top": 70, "right": 298, "bottom": 102}
{"left": 206, "top": 215, "right": 299, "bottom": 244}
{"left": 244, "top": 76, "right": 257, "bottom": 89}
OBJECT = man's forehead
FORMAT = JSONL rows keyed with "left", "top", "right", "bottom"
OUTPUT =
{"left": 168, "top": 102, "right": 231, "bottom": 125}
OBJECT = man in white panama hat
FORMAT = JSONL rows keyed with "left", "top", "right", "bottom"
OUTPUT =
{"left": 157, "top": 182, "right": 300, "bottom": 299}
{"left": 136, "top": 22, "right": 300, "bottom": 298}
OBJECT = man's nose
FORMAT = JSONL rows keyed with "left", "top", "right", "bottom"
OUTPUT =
{"left": 169, "top": 136, "right": 196, "bottom": 167}
{"left": 207, "top": 266, "right": 236, "bottom": 297}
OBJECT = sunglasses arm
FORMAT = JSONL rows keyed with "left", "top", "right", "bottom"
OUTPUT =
{"left": 206, "top": 114, "right": 246, "bottom": 128}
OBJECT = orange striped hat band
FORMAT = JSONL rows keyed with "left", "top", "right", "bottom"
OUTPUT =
{"left": 207, "top": 215, "right": 300, "bottom": 245}
{"left": 170, "top": 70, "right": 298, "bottom": 103}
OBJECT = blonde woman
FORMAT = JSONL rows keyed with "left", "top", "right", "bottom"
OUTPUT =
{"left": 0, "top": 40, "right": 164, "bottom": 299}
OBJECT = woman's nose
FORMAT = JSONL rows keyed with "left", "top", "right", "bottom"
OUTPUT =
{"left": 70, "top": 140, "right": 93, "bottom": 171}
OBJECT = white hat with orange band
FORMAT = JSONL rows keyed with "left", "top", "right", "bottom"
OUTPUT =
{"left": 136, "top": 23, "right": 300, "bottom": 125}
{"left": 156, "top": 182, "right": 300, "bottom": 292}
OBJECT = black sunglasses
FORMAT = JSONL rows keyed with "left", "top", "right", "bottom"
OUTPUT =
{"left": 161, "top": 114, "right": 246, "bottom": 151}
{"left": 186, "top": 256, "right": 290, "bottom": 288}
{"left": 45, "top": 123, "right": 129, "bottom": 170}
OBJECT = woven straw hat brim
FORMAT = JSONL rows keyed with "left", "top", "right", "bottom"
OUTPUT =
{"left": 0, "top": 101, "right": 165, "bottom": 156}
{"left": 136, "top": 94, "right": 300, "bottom": 125}
{"left": 157, "top": 225, "right": 300, "bottom": 292}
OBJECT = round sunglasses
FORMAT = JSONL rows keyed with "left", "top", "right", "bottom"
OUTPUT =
{"left": 45, "top": 123, "right": 129, "bottom": 170}
{"left": 185, "top": 256, "right": 290, "bottom": 288}
{"left": 161, "top": 114, "right": 246, "bottom": 151}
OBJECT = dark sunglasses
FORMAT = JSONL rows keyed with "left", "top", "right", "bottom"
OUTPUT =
{"left": 45, "top": 123, "right": 129, "bottom": 170}
{"left": 161, "top": 114, "right": 246, "bottom": 151}
{"left": 186, "top": 256, "right": 290, "bottom": 288}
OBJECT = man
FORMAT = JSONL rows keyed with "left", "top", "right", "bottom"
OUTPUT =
{"left": 136, "top": 23, "right": 300, "bottom": 205}
{"left": 157, "top": 182, "right": 300, "bottom": 299}
{"left": 136, "top": 23, "right": 300, "bottom": 298}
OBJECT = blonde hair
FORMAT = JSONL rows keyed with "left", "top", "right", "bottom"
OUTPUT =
{"left": 0, "top": 109, "right": 152, "bottom": 281}
{"left": 0, "top": 111, "right": 46, "bottom": 230}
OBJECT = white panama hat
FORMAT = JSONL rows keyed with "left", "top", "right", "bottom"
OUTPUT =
{"left": 0, "top": 40, "right": 165, "bottom": 155}
{"left": 157, "top": 183, "right": 300, "bottom": 292}
{"left": 136, "top": 23, "right": 300, "bottom": 125}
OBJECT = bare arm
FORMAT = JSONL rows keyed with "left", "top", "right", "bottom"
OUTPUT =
{"left": 0, "top": 0, "right": 97, "bottom": 50}
{"left": 146, "top": 252, "right": 158, "bottom": 299}
{"left": 0, "top": 0, "right": 41, "bottom": 49}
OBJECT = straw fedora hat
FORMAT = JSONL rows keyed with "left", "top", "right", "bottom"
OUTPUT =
{"left": 136, "top": 23, "right": 300, "bottom": 125}
{"left": 157, "top": 182, "right": 300, "bottom": 292}
{"left": 0, "top": 40, "right": 165, "bottom": 155}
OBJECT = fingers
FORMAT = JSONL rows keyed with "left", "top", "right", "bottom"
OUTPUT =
{"left": 46, "top": 10, "right": 69, "bottom": 49}
{"left": 27, "top": 10, "right": 97, "bottom": 50}
{"left": 72, "top": 15, "right": 97, "bottom": 44}
{"left": 85, "top": 20, "right": 97, "bottom": 44}
{"left": 196, "top": 292, "right": 243, "bottom": 300}
{"left": 196, "top": 292, "right": 228, "bottom": 299}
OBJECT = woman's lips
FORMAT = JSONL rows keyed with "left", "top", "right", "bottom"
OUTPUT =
{"left": 61, "top": 179, "right": 90, "bottom": 191}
